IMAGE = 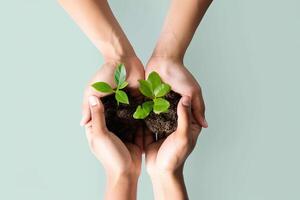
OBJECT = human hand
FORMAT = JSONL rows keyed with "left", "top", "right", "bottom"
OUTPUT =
{"left": 145, "top": 96, "right": 201, "bottom": 174}
{"left": 80, "top": 56, "right": 144, "bottom": 126}
{"left": 144, "top": 96, "right": 201, "bottom": 199}
{"left": 146, "top": 57, "right": 208, "bottom": 128}
{"left": 85, "top": 96, "right": 142, "bottom": 199}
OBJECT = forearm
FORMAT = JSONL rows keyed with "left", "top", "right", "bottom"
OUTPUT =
{"left": 58, "top": 0, "right": 135, "bottom": 60}
{"left": 150, "top": 170, "right": 188, "bottom": 200}
{"left": 152, "top": 0, "right": 213, "bottom": 60}
{"left": 105, "top": 173, "right": 139, "bottom": 200}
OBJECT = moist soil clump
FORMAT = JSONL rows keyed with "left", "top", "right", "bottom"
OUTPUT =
{"left": 145, "top": 91, "right": 181, "bottom": 139}
{"left": 101, "top": 91, "right": 140, "bottom": 143}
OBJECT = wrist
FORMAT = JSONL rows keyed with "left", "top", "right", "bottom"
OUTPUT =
{"left": 102, "top": 52, "right": 142, "bottom": 69}
{"left": 151, "top": 52, "right": 183, "bottom": 64}
{"left": 107, "top": 171, "right": 139, "bottom": 188}
{"left": 107, "top": 168, "right": 140, "bottom": 181}
{"left": 149, "top": 169, "right": 188, "bottom": 200}
{"left": 105, "top": 171, "right": 139, "bottom": 200}
{"left": 95, "top": 34, "right": 136, "bottom": 62}
{"left": 151, "top": 32, "right": 185, "bottom": 62}
{"left": 149, "top": 55, "right": 183, "bottom": 64}
{"left": 149, "top": 167, "right": 183, "bottom": 182}
{"left": 147, "top": 56, "right": 183, "bottom": 71}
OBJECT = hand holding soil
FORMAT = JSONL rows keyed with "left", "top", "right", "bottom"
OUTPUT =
{"left": 80, "top": 57, "right": 144, "bottom": 127}
{"left": 145, "top": 95, "right": 201, "bottom": 175}
{"left": 85, "top": 64, "right": 202, "bottom": 200}
{"left": 146, "top": 57, "right": 208, "bottom": 128}
{"left": 85, "top": 96, "right": 142, "bottom": 198}
{"left": 90, "top": 64, "right": 184, "bottom": 142}
{"left": 85, "top": 96, "right": 142, "bottom": 174}
{"left": 58, "top": 0, "right": 212, "bottom": 198}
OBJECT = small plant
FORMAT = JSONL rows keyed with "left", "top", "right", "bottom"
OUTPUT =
{"left": 133, "top": 71, "right": 171, "bottom": 119}
{"left": 92, "top": 64, "right": 129, "bottom": 105}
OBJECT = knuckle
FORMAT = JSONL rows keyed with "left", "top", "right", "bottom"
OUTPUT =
{"left": 91, "top": 105, "right": 102, "bottom": 115}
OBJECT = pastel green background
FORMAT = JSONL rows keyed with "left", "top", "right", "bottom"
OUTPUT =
{"left": 0, "top": 0, "right": 299, "bottom": 199}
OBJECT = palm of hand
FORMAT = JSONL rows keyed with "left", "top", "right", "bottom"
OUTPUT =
{"left": 87, "top": 128, "right": 142, "bottom": 176}
{"left": 83, "top": 57, "right": 144, "bottom": 175}
{"left": 145, "top": 118, "right": 201, "bottom": 173}
{"left": 146, "top": 58, "right": 201, "bottom": 98}
{"left": 146, "top": 57, "right": 207, "bottom": 127}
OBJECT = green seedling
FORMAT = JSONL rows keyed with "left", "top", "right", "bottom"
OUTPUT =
{"left": 133, "top": 71, "right": 171, "bottom": 119}
{"left": 92, "top": 64, "right": 129, "bottom": 105}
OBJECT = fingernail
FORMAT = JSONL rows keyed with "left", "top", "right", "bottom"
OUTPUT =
{"left": 182, "top": 96, "right": 191, "bottom": 107}
{"left": 88, "top": 96, "right": 98, "bottom": 107}
{"left": 203, "top": 119, "right": 208, "bottom": 128}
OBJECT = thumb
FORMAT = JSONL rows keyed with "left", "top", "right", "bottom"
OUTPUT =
{"left": 176, "top": 96, "right": 191, "bottom": 136}
{"left": 80, "top": 100, "right": 91, "bottom": 126}
{"left": 88, "top": 96, "right": 107, "bottom": 135}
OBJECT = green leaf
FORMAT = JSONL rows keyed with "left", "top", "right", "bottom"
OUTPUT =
{"left": 114, "top": 64, "right": 126, "bottom": 87}
{"left": 133, "top": 105, "right": 148, "bottom": 119}
{"left": 92, "top": 82, "right": 114, "bottom": 93}
{"left": 133, "top": 101, "right": 153, "bottom": 119}
{"left": 118, "top": 81, "right": 128, "bottom": 89}
{"left": 154, "top": 83, "right": 171, "bottom": 97}
{"left": 153, "top": 98, "right": 170, "bottom": 114}
{"left": 142, "top": 101, "right": 154, "bottom": 114}
{"left": 138, "top": 80, "right": 153, "bottom": 98}
{"left": 147, "top": 71, "right": 161, "bottom": 90}
{"left": 115, "top": 90, "right": 129, "bottom": 104}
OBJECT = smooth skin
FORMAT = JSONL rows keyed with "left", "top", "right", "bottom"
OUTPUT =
{"left": 86, "top": 95, "right": 200, "bottom": 200}
{"left": 58, "top": 0, "right": 145, "bottom": 127}
{"left": 147, "top": 0, "right": 213, "bottom": 128}
{"left": 146, "top": 2, "right": 213, "bottom": 198}
{"left": 145, "top": 96, "right": 201, "bottom": 200}
{"left": 86, "top": 96, "right": 142, "bottom": 200}
{"left": 58, "top": 0, "right": 212, "bottom": 199}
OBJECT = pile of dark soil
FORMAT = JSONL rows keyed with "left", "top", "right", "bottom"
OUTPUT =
{"left": 144, "top": 91, "right": 181, "bottom": 139}
{"left": 101, "top": 90, "right": 181, "bottom": 142}
{"left": 101, "top": 91, "right": 140, "bottom": 143}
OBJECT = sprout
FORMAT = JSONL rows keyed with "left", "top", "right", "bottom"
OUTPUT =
{"left": 92, "top": 64, "right": 129, "bottom": 105}
{"left": 133, "top": 71, "right": 171, "bottom": 119}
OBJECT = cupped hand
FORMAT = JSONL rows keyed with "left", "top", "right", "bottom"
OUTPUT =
{"left": 146, "top": 57, "right": 208, "bottom": 128}
{"left": 80, "top": 56, "right": 145, "bottom": 126}
{"left": 85, "top": 96, "right": 143, "bottom": 177}
{"left": 144, "top": 96, "right": 202, "bottom": 175}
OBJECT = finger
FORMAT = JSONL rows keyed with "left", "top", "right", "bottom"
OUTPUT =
{"left": 191, "top": 118, "right": 202, "bottom": 140}
{"left": 84, "top": 122, "right": 93, "bottom": 142}
{"left": 80, "top": 100, "right": 91, "bottom": 126}
{"left": 88, "top": 96, "right": 107, "bottom": 135}
{"left": 176, "top": 96, "right": 192, "bottom": 137}
{"left": 192, "top": 93, "right": 208, "bottom": 128}
{"left": 81, "top": 82, "right": 110, "bottom": 127}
